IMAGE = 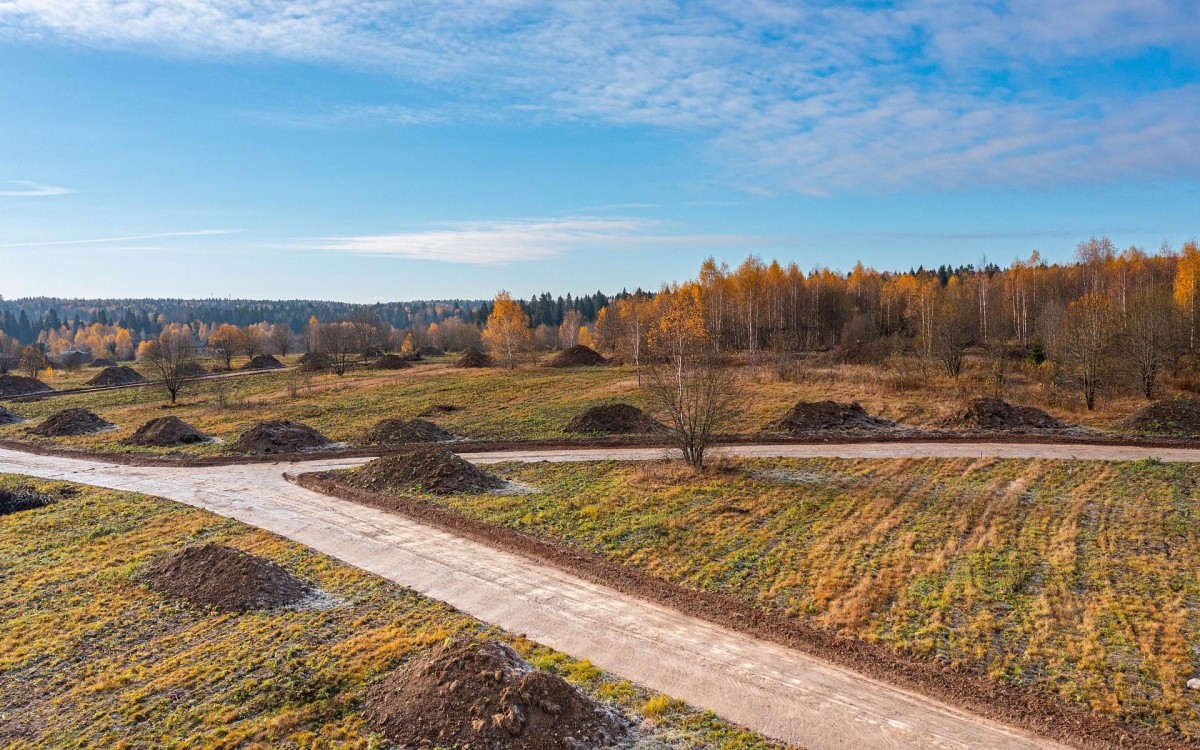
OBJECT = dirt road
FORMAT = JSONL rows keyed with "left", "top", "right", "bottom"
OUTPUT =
{"left": 0, "top": 443, "right": 1143, "bottom": 749}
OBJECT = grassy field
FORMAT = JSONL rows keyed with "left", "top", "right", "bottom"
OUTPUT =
{"left": 0, "top": 351, "right": 1180, "bottom": 455}
{"left": 0, "top": 473, "right": 790, "bottom": 750}
{"left": 376, "top": 456, "right": 1200, "bottom": 739}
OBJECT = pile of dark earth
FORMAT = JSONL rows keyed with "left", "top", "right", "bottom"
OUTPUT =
{"left": 771, "top": 400, "right": 894, "bottom": 432}
{"left": 124, "top": 416, "right": 211, "bottom": 447}
{"left": 231, "top": 420, "right": 332, "bottom": 454}
{"left": 940, "top": 397, "right": 1065, "bottom": 430}
{"left": 546, "top": 344, "right": 607, "bottom": 367}
{"left": 565, "top": 403, "right": 665, "bottom": 434}
{"left": 89, "top": 357, "right": 116, "bottom": 368}
{"left": 366, "top": 354, "right": 411, "bottom": 370}
{"left": 348, "top": 447, "right": 504, "bottom": 494}
{"left": 363, "top": 639, "right": 631, "bottom": 750}
{"left": 138, "top": 543, "right": 312, "bottom": 612}
{"left": 242, "top": 354, "right": 285, "bottom": 370}
{"left": 298, "top": 352, "right": 335, "bottom": 372}
{"left": 86, "top": 365, "right": 146, "bottom": 387}
{"left": 0, "top": 375, "right": 53, "bottom": 399}
{"left": 362, "top": 418, "right": 453, "bottom": 444}
{"left": 456, "top": 348, "right": 492, "bottom": 368}
{"left": 417, "top": 345, "right": 445, "bottom": 357}
{"left": 29, "top": 408, "right": 114, "bottom": 437}
{"left": 0, "top": 405, "right": 25, "bottom": 426}
{"left": 0, "top": 486, "right": 58, "bottom": 515}
{"left": 1123, "top": 398, "right": 1200, "bottom": 437}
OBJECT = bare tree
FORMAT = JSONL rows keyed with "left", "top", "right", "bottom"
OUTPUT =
{"left": 141, "top": 327, "right": 197, "bottom": 404}
{"left": 1123, "top": 289, "right": 1178, "bottom": 399}
{"left": 642, "top": 289, "right": 736, "bottom": 470}
{"left": 270, "top": 323, "right": 293, "bottom": 356}
{"left": 1056, "top": 293, "right": 1117, "bottom": 410}
{"left": 240, "top": 326, "right": 264, "bottom": 360}
{"left": 929, "top": 282, "right": 976, "bottom": 378}
{"left": 207, "top": 324, "right": 240, "bottom": 370}
{"left": 319, "top": 321, "right": 358, "bottom": 376}
{"left": 18, "top": 345, "right": 46, "bottom": 379}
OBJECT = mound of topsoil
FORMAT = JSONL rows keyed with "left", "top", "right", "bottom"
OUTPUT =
{"left": 362, "top": 418, "right": 453, "bottom": 444}
{"left": 418, "top": 345, "right": 445, "bottom": 357}
{"left": 366, "top": 353, "right": 411, "bottom": 370}
{"left": 124, "top": 416, "right": 211, "bottom": 447}
{"left": 138, "top": 543, "right": 311, "bottom": 612}
{"left": 771, "top": 401, "right": 894, "bottom": 432}
{"left": 0, "top": 486, "right": 55, "bottom": 515}
{"left": 941, "top": 397, "right": 1065, "bottom": 430}
{"left": 243, "top": 354, "right": 285, "bottom": 370}
{"left": 0, "top": 405, "right": 25, "bottom": 426}
{"left": 1124, "top": 398, "right": 1200, "bottom": 437}
{"left": 89, "top": 357, "right": 116, "bottom": 368}
{"left": 457, "top": 347, "right": 492, "bottom": 368}
{"left": 298, "top": 351, "right": 334, "bottom": 371}
{"left": 547, "top": 344, "right": 606, "bottom": 368}
{"left": 231, "top": 420, "right": 331, "bottom": 454}
{"left": 349, "top": 448, "right": 503, "bottom": 494}
{"left": 178, "top": 361, "right": 210, "bottom": 379}
{"left": 0, "top": 375, "right": 53, "bottom": 399}
{"left": 364, "top": 639, "right": 630, "bottom": 750}
{"left": 29, "top": 408, "right": 114, "bottom": 437}
{"left": 87, "top": 365, "right": 146, "bottom": 387}
{"left": 566, "top": 403, "right": 664, "bottom": 435}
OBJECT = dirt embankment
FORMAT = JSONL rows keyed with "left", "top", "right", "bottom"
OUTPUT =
{"left": 124, "top": 417, "right": 211, "bottom": 447}
{"left": 565, "top": 403, "right": 665, "bottom": 435}
{"left": 771, "top": 401, "right": 894, "bottom": 432}
{"left": 138, "top": 543, "right": 312, "bottom": 612}
{"left": 1125, "top": 398, "right": 1200, "bottom": 437}
{"left": 362, "top": 418, "right": 452, "bottom": 444}
{"left": 231, "top": 420, "right": 332, "bottom": 454}
{"left": 242, "top": 354, "right": 285, "bottom": 371}
{"left": 0, "top": 375, "right": 53, "bottom": 400}
{"left": 29, "top": 409, "right": 114, "bottom": 437}
{"left": 457, "top": 348, "right": 492, "bottom": 368}
{"left": 86, "top": 366, "right": 146, "bottom": 387}
{"left": 941, "top": 398, "right": 1066, "bottom": 430}
{"left": 547, "top": 345, "right": 606, "bottom": 367}
{"left": 347, "top": 448, "right": 504, "bottom": 494}
{"left": 297, "top": 473, "right": 1198, "bottom": 750}
{"left": 0, "top": 406, "right": 25, "bottom": 426}
{"left": 364, "top": 639, "right": 630, "bottom": 750}
{"left": 365, "top": 353, "right": 411, "bottom": 370}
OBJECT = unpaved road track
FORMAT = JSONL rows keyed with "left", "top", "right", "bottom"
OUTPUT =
{"left": 7, "top": 442, "right": 1181, "bottom": 749}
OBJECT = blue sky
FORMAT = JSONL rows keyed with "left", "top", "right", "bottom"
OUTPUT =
{"left": 0, "top": 1, "right": 1197, "bottom": 302}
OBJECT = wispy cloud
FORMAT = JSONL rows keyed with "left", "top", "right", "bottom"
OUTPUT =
{"left": 2, "top": 1, "right": 1197, "bottom": 192}
{"left": 0, "top": 229, "right": 236, "bottom": 248}
{"left": 302, "top": 217, "right": 758, "bottom": 264}
{"left": 0, "top": 180, "right": 75, "bottom": 197}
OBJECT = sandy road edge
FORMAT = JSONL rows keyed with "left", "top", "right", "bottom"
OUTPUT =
{"left": 291, "top": 471, "right": 1199, "bottom": 750}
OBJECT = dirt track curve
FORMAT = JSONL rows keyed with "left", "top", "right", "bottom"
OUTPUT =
{"left": 8, "top": 441, "right": 1196, "bottom": 749}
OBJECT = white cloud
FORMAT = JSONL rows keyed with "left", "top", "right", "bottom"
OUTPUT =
{"left": 0, "top": 180, "right": 75, "bottom": 197}
{"left": 0, "top": 229, "right": 236, "bottom": 247}
{"left": 303, "top": 217, "right": 756, "bottom": 264}
{"left": 1, "top": 1, "right": 1197, "bottom": 192}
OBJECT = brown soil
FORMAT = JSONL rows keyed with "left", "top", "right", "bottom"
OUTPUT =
{"left": 29, "top": 408, "right": 114, "bottom": 437}
{"left": 364, "top": 638, "right": 630, "bottom": 750}
{"left": 231, "top": 420, "right": 332, "bottom": 454}
{"left": 547, "top": 344, "right": 607, "bottom": 367}
{"left": 1124, "top": 398, "right": 1200, "bottom": 437}
{"left": 298, "top": 351, "right": 334, "bottom": 371}
{"left": 178, "top": 361, "right": 210, "bottom": 378}
{"left": 457, "top": 347, "right": 492, "bottom": 368}
{"left": 940, "top": 397, "right": 1066, "bottom": 430}
{"left": 565, "top": 403, "right": 665, "bottom": 435}
{"left": 0, "top": 487, "right": 55, "bottom": 515}
{"left": 365, "top": 353, "right": 411, "bottom": 370}
{"left": 303, "top": 473, "right": 1199, "bottom": 750}
{"left": 86, "top": 365, "right": 147, "bottom": 387}
{"left": 418, "top": 345, "right": 445, "bottom": 357}
{"left": 89, "top": 357, "right": 116, "bottom": 368}
{"left": 0, "top": 375, "right": 53, "bottom": 399}
{"left": 362, "top": 418, "right": 453, "bottom": 444}
{"left": 138, "top": 543, "right": 312, "bottom": 612}
{"left": 124, "top": 416, "right": 211, "bottom": 447}
{"left": 0, "top": 406, "right": 24, "bottom": 426}
{"left": 348, "top": 448, "right": 504, "bottom": 494}
{"left": 242, "top": 354, "right": 285, "bottom": 370}
{"left": 771, "top": 400, "right": 894, "bottom": 432}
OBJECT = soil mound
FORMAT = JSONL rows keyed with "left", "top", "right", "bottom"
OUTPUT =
{"left": 231, "top": 420, "right": 331, "bottom": 454}
{"left": 362, "top": 418, "right": 453, "bottom": 444}
{"left": 349, "top": 448, "right": 503, "bottom": 494}
{"left": 941, "top": 397, "right": 1065, "bottom": 430}
{"left": 1124, "top": 398, "right": 1200, "bottom": 436}
{"left": 364, "top": 639, "right": 630, "bottom": 750}
{"left": 457, "top": 347, "right": 492, "bottom": 368}
{"left": 547, "top": 344, "right": 606, "bottom": 368}
{"left": 178, "top": 361, "right": 209, "bottom": 379}
{"left": 0, "top": 487, "right": 55, "bottom": 515}
{"left": 242, "top": 354, "right": 285, "bottom": 370}
{"left": 418, "top": 345, "right": 445, "bottom": 357}
{"left": 30, "top": 408, "right": 114, "bottom": 437}
{"left": 566, "top": 403, "right": 664, "bottom": 435}
{"left": 0, "top": 406, "right": 25, "bottom": 426}
{"left": 89, "top": 357, "right": 116, "bottom": 368}
{"left": 298, "top": 351, "right": 334, "bottom": 372}
{"left": 0, "top": 375, "right": 53, "bottom": 399}
{"left": 138, "top": 543, "right": 311, "bottom": 612}
{"left": 366, "top": 353, "right": 411, "bottom": 370}
{"left": 87, "top": 365, "right": 146, "bottom": 387}
{"left": 772, "top": 401, "right": 894, "bottom": 432}
{"left": 125, "top": 416, "right": 211, "bottom": 447}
